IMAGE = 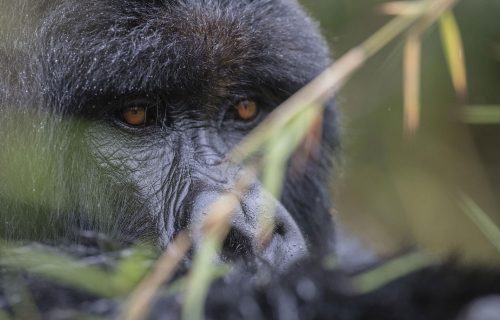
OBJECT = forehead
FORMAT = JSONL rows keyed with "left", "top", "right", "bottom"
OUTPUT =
{"left": 35, "top": 0, "right": 330, "bottom": 110}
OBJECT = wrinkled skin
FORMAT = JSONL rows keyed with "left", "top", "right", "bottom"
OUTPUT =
{"left": 0, "top": 0, "right": 339, "bottom": 269}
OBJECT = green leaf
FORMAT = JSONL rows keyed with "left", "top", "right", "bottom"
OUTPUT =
{"left": 461, "top": 106, "right": 500, "bottom": 124}
{"left": 460, "top": 194, "right": 500, "bottom": 252}
{"left": 439, "top": 10, "right": 468, "bottom": 100}
{"left": 354, "top": 252, "right": 433, "bottom": 293}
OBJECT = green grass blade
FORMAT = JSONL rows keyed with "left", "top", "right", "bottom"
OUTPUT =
{"left": 461, "top": 105, "right": 500, "bottom": 124}
{"left": 354, "top": 252, "right": 433, "bottom": 293}
{"left": 460, "top": 194, "right": 500, "bottom": 252}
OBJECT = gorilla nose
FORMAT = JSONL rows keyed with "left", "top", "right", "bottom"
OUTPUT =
{"left": 252, "top": 202, "right": 308, "bottom": 270}
{"left": 189, "top": 188, "right": 307, "bottom": 270}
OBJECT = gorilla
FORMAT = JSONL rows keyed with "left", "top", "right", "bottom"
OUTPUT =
{"left": 0, "top": 0, "right": 500, "bottom": 319}
{"left": 0, "top": 0, "right": 338, "bottom": 269}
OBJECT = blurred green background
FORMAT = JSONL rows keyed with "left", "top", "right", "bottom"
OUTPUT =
{"left": 300, "top": 0, "right": 500, "bottom": 263}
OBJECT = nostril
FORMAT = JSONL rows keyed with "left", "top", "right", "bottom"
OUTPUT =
{"left": 274, "top": 221, "right": 286, "bottom": 237}
{"left": 221, "top": 227, "right": 253, "bottom": 263}
{"left": 255, "top": 219, "right": 289, "bottom": 251}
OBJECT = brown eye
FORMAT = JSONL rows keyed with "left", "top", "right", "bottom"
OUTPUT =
{"left": 234, "top": 100, "right": 258, "bottom": 121}
{"left": 122, "top": 106, "right": 147, "bottom": 126}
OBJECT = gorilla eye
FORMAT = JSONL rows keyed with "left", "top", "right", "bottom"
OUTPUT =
{"left": 234, "top": 100, "right": 259, "bottom": 121}
{"left": 121, "top": 106, "right": 148, "bottom": 126}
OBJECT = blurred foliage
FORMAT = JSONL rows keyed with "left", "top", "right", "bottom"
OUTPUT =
{"left": 1, "top": 244, "right": 153, "bottom": 297}
{"left": 301, "top": 0, "right": 500, "bottom": 263}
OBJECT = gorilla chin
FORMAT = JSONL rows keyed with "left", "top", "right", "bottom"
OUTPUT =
{"left": 0, "top": 0, "right": 339, "bottom": 271}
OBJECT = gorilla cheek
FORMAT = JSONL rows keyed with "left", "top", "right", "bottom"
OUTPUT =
{"left": 82, "top": 128, "right": 179, "bottom": 241}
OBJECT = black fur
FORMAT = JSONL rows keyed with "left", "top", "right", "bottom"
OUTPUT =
{"left": 1, "top": 1, "right": 500, "bottom": 319}
{"left": 0, "top": 0, "right": 339, "bottom": 263}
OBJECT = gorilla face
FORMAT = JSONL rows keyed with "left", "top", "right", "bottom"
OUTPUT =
{"left": 0, "top": 0, "right": 339, "bottom": 270}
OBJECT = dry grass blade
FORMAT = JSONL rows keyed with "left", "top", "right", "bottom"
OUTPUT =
{"left": 179, "top": 0, "right": 462, "bottom": 318}
{"left": 379, "top": 1, "right": 426, "bottom": 16}
{"left": 123, "top": 232, "right": 191, "bottom": 320}
{"left": 230, "top": 0, "right": 459, "bottom": 164}
{"left": 180, "top": 168, "right": 279, "bottom": 320}
{"left": 439, "top": 10, "right": 468, "bottom": 101}
{"left": 183, "top": 172, "right": 256, "bottom": 320}
{"left": 200, "top": 194, "right": 241, "bottom": 237}
{"left": 230, "top": 48, "right": 366, "bottom": 164}
{"left": 404, "top": 30, "right": 422, "bottom": 135}
{"left": 258, "top": 104, "right": 324, "bottom": 245}
{"left": 199, "top": 169, "right": 257, "bottom": 240}
{"left": 292, "top": 112, "right": 323, "bottom": 173}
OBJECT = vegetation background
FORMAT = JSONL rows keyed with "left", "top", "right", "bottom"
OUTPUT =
{"left": 300, "top": 0, "right": 500, "bottom": 263}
